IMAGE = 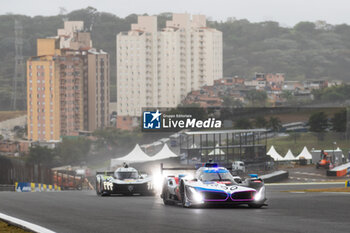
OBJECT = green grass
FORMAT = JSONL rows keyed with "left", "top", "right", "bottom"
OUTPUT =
{"left": 267, "top": 132, "right": 350, "bottom": 156}
{"left": 0, "top": 220, "right": 29, "bottom": 232}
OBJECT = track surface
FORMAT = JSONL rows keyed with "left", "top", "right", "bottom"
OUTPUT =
{"left": 0, "top": 184, "right": 349, "bottom": 233}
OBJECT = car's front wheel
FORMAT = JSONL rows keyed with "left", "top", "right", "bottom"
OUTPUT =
{"left": 248, "top": 203, "right": 264, "bottom": 208}
{"left": 96, "top": 178, "right": 101, "bottom": 196}
{"left": 162, "top": 179, "right": 173, "bottom": 205}
{"left": 180, "top": 182, "right": 190, "bottom": 208}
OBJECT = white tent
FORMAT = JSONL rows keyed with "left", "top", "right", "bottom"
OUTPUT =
{"left": 110, "top": 144, "right": 152, "bottom": 167}
{"left": 296, "top": 146, "right": 313, "bottom": 160}
{"left": 209, "top": 144, "right": 225, "bottom": 155}
{"left": 267, "top": 145, "right": 284, "bottom": 161}
{"left": 159, "top": 138, "right": 170, "bottom": 143}
{"left": 282, "top": 149, "right": 297, "bottom": 161}
{"left": 150, "top": 143, "right": 179, "bottom": 161}
{"left": 190, "top": 144, "right": 198, "bottom": 149}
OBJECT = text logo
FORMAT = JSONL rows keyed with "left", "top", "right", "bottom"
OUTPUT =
{"left": 143, "top": 110, "right": 162, "bottom": 129}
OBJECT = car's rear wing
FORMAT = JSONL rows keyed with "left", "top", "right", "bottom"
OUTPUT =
{"left": 96, "top": 171, "right": 114, "bottom": 177}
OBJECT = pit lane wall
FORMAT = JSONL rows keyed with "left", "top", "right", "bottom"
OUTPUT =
{"left": 327, "top": 162, "right": 350, "bottom": 177}
{"left": 15, "top": 182, "right": 61, "bottom": 192}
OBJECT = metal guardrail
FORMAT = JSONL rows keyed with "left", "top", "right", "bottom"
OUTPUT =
{"left": 0, "top": 184, "right": 15, "bottom": 192}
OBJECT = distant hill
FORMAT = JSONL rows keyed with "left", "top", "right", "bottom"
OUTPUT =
{"left": 1, "top": 7, "right": 350, "bottom": 110}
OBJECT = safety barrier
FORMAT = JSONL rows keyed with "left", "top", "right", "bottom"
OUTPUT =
{"left": 260, "top": 170, "right": 289, "bottom": 183}
{"left": 345, "top": 180, "right": 350, "bottom": 188}
{"left": 327, "top": 162, "right": 350, "bottom": 177}
{"left": 15, "top": 182, "right": 61, "bottom": 192}
{"left": 0, "top": 184, "right": 15, "bottom": 191}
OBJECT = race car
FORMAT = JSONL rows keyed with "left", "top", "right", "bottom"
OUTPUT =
{"left": 161, "top": 162, "right": 267, "bottom": 208}
{"left": 96, "top": 164, "right": 155, "bottom": 196}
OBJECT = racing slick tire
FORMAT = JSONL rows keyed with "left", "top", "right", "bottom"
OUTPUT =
{"left": 161, "top": 179, "right": 174, "bottom": 205}
{"left": 248, "top": 203, "right": 264, "bottom": 208}
{"left": 180, "top": 181, "right": 189, "bottom": 208}
{"left": 96, "top": 178, "right": 101, "bottom": 196}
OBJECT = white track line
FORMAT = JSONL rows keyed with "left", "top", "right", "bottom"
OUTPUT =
{"left": 0, "top": 212, "right": 55, "bottom": 233}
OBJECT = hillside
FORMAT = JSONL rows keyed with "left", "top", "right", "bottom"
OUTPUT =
{"left": 1, "top": 7, "right": 350, "bottom": 110}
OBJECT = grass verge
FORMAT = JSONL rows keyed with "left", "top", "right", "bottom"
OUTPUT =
{"left": 0, "top": 220, "right": 29, "bottom": 233}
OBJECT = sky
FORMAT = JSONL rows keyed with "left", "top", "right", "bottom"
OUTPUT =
{"left": 1, "top": 0, "right": 350, "bottom": 26}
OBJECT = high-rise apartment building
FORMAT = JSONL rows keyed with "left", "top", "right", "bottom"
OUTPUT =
{"left": 116, "top": 13, "right": 222, "bottom": 116}
{"left": 27, "top": 22, "right": 109, "bottom": 141}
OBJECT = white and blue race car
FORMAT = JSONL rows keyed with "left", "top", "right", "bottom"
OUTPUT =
{"left": 96, "top": 165, "right": 155, "bottom": 196}
{"left": 161, "top": 162, "right": 267, "bottom": 208}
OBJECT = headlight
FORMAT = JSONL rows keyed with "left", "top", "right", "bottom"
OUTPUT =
{"left": 188, "top": 186, "right": 203, "bottom": 203}
{"left": 254, "top": 186, "right": 265, "bottom": 201}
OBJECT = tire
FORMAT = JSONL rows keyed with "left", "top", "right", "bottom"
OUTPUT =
{"left": 248, "top": 203, "right": 263, "bottom": 208}
{"left": 96, "top": 178, "right": 101, "bottom": 196}
{"left": 162, "top": 180, "right": 173, "bottom": 205}
{"left": 180, "top": 182, "right": 188, "bottom": 208}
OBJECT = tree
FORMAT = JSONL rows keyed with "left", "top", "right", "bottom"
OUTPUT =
{"left": 54, "top": 137, "right": 92, "bottom": 165}
{"left": 308, "top": 112, "right": 329, "bottom": 141}
{"left": 331, "top": 110, "right": 346, "bottom": 135}
{"left": 235, "top": 118, "right": 252, "bottom": 129}
{"left": 268, "top": 117, "right": 282, "bottom": 133}
{"left": 254, "top": 116, "right": 268, "bottom": 128}
{"left": 294, "top": 22, "right": 316, "bottom": 33}
{"left": 222, "top": 96, "right": 243, "bottom": 108}
{"left": 27, "top": 146, "right": 55, "bottom": 166}
{"left": 245, "top": 90, "right": 267, "bottom": 107}
{"left": 281, "top": 90, "right": 295, "bottom": 103}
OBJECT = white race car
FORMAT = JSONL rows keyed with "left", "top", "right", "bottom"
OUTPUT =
{"left": 161, "top": 162, "right": 267, "bottom": 208}
{"left": 96, "top": 165, "right": 155, "bottom": 196}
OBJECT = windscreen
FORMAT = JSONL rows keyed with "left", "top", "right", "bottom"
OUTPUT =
{"left": 116, "top": 172, "right": 139, "bottom": 180}
{"left": 200, "top": 170, "right": 235, "bottom": 182}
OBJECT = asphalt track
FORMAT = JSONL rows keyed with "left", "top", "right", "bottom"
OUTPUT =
{"left": 0, "top": 183, "right": 349, "bottom": 233}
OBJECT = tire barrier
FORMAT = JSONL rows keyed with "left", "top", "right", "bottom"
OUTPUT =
{"left": 15, "top": 182, "right": 61, "bottom": 192}
{"left": 260, "top": 170, "right": 289, "bottom": 183}
{"left": 327, "top": 162, "right": 350, "bottom": 177}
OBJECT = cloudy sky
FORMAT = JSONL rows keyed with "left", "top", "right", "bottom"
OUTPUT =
{"left": 1, "top": 0, "right": 350, "bottom": 26}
